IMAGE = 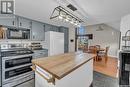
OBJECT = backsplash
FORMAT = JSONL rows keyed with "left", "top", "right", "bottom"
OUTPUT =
{"left": 0, "top": 40, "right": 47, "bottom": 48}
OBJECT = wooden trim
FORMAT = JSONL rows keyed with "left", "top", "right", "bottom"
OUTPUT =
{"left": 75, "top": 28, "right": 77, "bottom": 51}
{"left": 31, "top": 65, "right": 36, "bottom": 71}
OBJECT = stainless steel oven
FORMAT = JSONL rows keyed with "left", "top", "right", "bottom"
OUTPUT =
{"left": 6, "top": 28, "right": 30, "bottom": 39}
{"left": 1, "top": 48, "right": 34, "bottom": 87}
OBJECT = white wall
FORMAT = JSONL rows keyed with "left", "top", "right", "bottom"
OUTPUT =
{"left": 86, "top": 24, "right": 120, "bottom": 57}
{"left": 0, "top": 39, "right": 44, "bottom": 47}
{"left": 120, "top": 14, "right": 130, "bottom": 49}
{"left": 69, "top": 26, "right": 76, "bottom": 52}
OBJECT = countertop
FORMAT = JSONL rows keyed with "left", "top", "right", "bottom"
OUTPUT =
{"left": 32, "top": 52, "right": 95, "bottom": 80}
{"left": 32, "top": 48, "right": 48, "bottom": 51}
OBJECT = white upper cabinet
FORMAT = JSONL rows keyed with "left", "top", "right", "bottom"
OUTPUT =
{"left": 0, "top": 15, "right": 31, "bottom": 29}
{"left": 18, "top": 16, "right": 31, "bottom": 29}
{"left": 0, "top": 16, "right": 17, "bottom": 27}
{"left": 32, "top": 21, "right": 45, "bottom": 41}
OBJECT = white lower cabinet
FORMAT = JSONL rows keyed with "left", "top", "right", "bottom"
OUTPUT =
{"left": 35, "top": 59, "right": 93, "bottom": 87}
{"left": 16, "top": 79, "right": 34, "bottom": 87}
{"left": 35, "top": 72, "right": 54, "bottom": 87}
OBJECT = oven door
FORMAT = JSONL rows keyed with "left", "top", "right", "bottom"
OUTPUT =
{"left": 2, "top": 66, "right": 33, "bottom": 85}
{"left": 2, "top": 54, "right": 32, "bottom": 69}
{"left": 2, "top": 54, "right": 33, "bottom": 83}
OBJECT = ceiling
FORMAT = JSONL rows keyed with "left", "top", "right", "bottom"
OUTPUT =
{"left": 15, "top": 0, "right": 130, "bottom": 28}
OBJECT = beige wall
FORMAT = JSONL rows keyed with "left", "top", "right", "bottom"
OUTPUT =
{"left": 86, "top": 24, "right": 120, "bottom": 57}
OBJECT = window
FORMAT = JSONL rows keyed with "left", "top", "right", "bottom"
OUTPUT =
{"left": 77, "top": 26, "right": 86, "bottom": 35}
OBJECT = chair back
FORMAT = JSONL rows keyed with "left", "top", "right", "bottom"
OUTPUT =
{"left": 95, "top": 45, "right": 100, "bottom": 50}
{"left": 105, "top": 46, "right": 110, "bottom": 55}
{"left": 89, "top": 46, "right": 97, "bottom": 53}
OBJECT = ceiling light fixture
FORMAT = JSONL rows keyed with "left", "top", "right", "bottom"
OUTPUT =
{"left": 50, "top": 6, "right": 83, "bottom": 27}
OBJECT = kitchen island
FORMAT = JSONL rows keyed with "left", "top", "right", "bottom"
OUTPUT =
{"left": 32, "top": 52, "right": 95, "bottom": 87}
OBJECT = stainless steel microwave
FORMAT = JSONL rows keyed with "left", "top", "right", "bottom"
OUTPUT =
{"left": 0, "top": 27, "right": 30, "bottom": 39}
{"left": 7, "top": 28, "right": 30, "bottom": 39}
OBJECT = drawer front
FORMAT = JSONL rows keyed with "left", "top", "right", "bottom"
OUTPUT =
{"left": 33, "top": 51, "right": 48, "bottom": 59}
{"left": 16, "top": 79, "right": 34, "bottom": 87}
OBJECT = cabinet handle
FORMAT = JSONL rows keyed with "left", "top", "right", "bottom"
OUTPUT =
{"left": 31, "top": 65, "right": 55, "bottom": 85}
{"left": 33, "top": 35, "right": 35, "bottom": 39}
{"left": 30, "top": 21, "right": 32, "bottom": 29}
{"left": 12, "top": 21, "right": 15, "bottom": 25}
{"left": 20, "top": 22, "right": 22, "bottom": 26}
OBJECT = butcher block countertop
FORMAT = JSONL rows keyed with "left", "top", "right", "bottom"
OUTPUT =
{"left": 32, "top": 52, "right": 95, "bottom": 80}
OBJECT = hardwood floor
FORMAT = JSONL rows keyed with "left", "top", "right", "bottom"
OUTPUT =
{"left": 93, "top": 56, "right": 118, "bottom": 78}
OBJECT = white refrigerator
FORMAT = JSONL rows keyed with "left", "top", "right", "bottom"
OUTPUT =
{"left": 45, "top": 31, "right": 64, "bottom": 56}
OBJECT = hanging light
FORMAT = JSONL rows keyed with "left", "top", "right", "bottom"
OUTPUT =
{"left": 58, "top": 11, "right": 66, "bottom": 20}
{"left": 50, "top": 6, "right": 83, "bottom": 27}
{"left": 77, "top": 23, "right": 81, "bottom": 27}
{"left": 73, "top": 19, "right": 78, "bottom": 25}
{"left": 58, "top": 15, "right": 63, "bottom": 19}
{"left": 70, "top": 17, "right": 75, "bottom": 24}
{"left": 65, "top": 15, "right": 72, "bottom": 22}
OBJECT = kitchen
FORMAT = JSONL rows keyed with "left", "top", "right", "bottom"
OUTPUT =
{"left": 0, "top": 14, "right": 69, "bottom": 87}
{"left": 0, "top": 0, "right": 130, "bottom": 87}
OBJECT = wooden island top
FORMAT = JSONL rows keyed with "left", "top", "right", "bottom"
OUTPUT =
{"left": 32, "top": 52, "right": 95, "bottom": 80}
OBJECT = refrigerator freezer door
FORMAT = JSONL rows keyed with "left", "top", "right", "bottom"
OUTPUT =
{"left": 50, "top": 32, "right": 64, "bottom": 56}
{"left": 45, "top": 31, "right": 64, "bottom": 56}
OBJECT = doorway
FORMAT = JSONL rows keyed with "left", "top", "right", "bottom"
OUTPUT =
{"left": 75, "top": 26, "right": 88, "bottom": 52}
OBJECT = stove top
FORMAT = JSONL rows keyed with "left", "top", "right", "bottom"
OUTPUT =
{"left": 1, "top": 48, "right": 33, "bottom": 57}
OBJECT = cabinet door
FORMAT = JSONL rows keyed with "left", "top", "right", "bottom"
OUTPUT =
{"left": 18, "top": 17, "right": 31, "bottom": 29}
{"left": 51, "top": 26, "right": 59, "bottom": 32}
{"left": 16, "top": 79, "right": 34, "bottom": 87}
{"left": 32, "top": 21, "right": 45, "bottom": 41}
{"left": 33, "top": 50, "right": 48, "bottom": 59}
{"left": 0, "top": 17, "right": 17, "bottom": 27}
{"left": 45, "top": 24, "right": 52, "bottom": 32}
{"left": 59, "top": 27, "right": 69, "bottom": 53}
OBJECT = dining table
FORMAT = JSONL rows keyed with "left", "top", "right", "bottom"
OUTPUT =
{"left": 97, "top": 48, "right": 105, "bottom": 51}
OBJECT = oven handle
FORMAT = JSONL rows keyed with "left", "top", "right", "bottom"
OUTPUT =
{"left": 3, "top": 63, "right": 32, "bottom": 71}
{"left": 2, "top": 54, "right": 33, "bottom": 60}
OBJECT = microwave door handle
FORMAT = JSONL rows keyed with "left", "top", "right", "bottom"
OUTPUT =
{"left": 3, "top": 29, "right": 7, "bottom": 39}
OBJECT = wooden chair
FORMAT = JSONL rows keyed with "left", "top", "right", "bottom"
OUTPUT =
{"left": 97, "top": 46, "right": 110, "bottom": 63}
{"left": 95, "top": 45, "right": 100, "bottom": 50}
{"left": 86, "top": 46, "right": 95, "bottom": 53}
{"left": 95, "top": 45, "right": 101, "bottom": 61}
{"left": 86, "top": 46, "right": 98, "bottom": 61}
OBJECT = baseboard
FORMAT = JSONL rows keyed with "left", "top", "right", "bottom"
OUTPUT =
{"left": 108, "top": 55, "right": 118, "bottom": 58}
{"left": 89, "top": 82, "right": 93, "bottom": 87}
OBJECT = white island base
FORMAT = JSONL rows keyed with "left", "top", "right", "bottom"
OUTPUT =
{"left": 35, "top": 59, "right": 93, "bottom": 87}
